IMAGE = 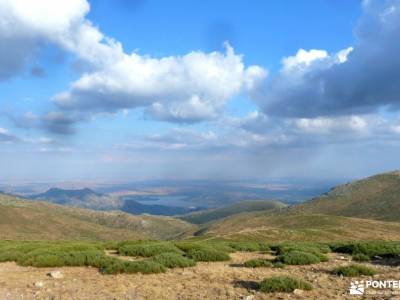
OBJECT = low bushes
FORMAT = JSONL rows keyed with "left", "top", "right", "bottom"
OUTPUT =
{"left": 118, "top": 242, "right": 183, "bottom": 257}
{"left": 332, "top": 264, "right": 377, "bottom": 277}
{"left": 277, "top": 250, "right": 321, "bottom": 265}
{"left": 329, "top": 241, "right": 400, "bottom": 259}
{"left": 243, "top": 258, "right": 273, "bottom": 268}
{"left": 100, "top": 258, "right": 166, "bottom": 274}
{"left": 151, "top": 253, "right": 195, "bottom": 268}
{"left": 186, "top": 248, "right": 230, "bottom": 262}
{"left": 259, "top": 276, "right": 312, "bottom": 293}
{"left": 0, "top": 241, "right": 168, "bottom": 275}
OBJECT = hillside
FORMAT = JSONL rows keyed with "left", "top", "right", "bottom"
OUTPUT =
{"left": 180, "top": 200, "right": 286, "bottom": 224}
{"left": 292, "top": 171, "right": 400, "bottom": 221}
{"left": 195, "top": 171, "right": 400, "bottom": 241}
{"left": 200, "top": 211, "right": 400, "bottom": 242}
{"left": 0, "top": 193, "right": 195, "bottom": 240}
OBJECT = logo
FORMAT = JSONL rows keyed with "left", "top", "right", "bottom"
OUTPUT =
{"left": 349, "top": 280, "right": 400, "bottom": 296}
{"left": 349, "top": 280, "right": 365, "bottom": 295}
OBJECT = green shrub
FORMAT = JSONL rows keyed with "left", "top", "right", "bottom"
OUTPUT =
{"left": 274, "top": 243, "right": 330, "bottom": 255}
{"left": 152, "top": 253, "right": 195, "bottom": 268}
{"left": 228, "top": 241, "right": 263, "bottom": 252}
{"left": 186, "top": 248, "right": 230, "bottom": 262}
{"left": 0, "top": 240, "right": 168, "bottom": 275}
{"left": 175, "top": 241, "right": 235, "bottom": 253}
{"left": 100, "top": 259, "right": 166, "bottom": 274}
{"left": 352, "top": 253, "right": 371, "bottom": 262}
{"left": 259, "top": 276, "right": 312, "bottom": 293}
{"left": 123, "top": 261, "right": 166, "bottom": 274}
{"left": 278, "top": 251, "right": 321, "bottom": 265}
{"left": 243, "top": 258, "right": 272, "bottom": 268}
{"left": 332, "top": 264, "right": 376, "bottom": 277}
{"left": 118, "top": 242, "right": 183, "bottom": 257}
{"left": 329, "top": 241, "right": 400, "bottom": 258}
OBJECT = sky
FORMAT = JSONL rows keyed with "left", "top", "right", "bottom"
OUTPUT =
{"left": 1, "top": 0, "right": 400, "bottom": 182}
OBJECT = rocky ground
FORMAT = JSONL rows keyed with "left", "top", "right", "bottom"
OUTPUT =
{"left": 1, "top": 252, "right": 400, "bottom": 300}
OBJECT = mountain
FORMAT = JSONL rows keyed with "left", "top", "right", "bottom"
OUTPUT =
{"left": 29, "top": 188, "right": 199, "bottom": 216}
{"left": 292, "top": 171, "right": 400, "bottom": 221}
{"left": 29, "top": 188, "right": 121, "bottom": 210}
{"left": 180, "top": 200, "right": 287, "bottom": 224}
{"left": 0, "top": 193, "right": 195, "bottom": 240}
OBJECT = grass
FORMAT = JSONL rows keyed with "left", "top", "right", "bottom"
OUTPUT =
{"left": 259, "top": 276, "right": 312, "bottom": 293}
{"left": 332, "top": 264, "right": 377, "bottom": 277}
{"left": 243, "top": 258, "right": 273, "bottom": 268}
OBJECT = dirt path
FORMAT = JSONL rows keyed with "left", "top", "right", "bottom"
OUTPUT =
{"left": 1, "top": 252, "right": 400, "bottom": 299}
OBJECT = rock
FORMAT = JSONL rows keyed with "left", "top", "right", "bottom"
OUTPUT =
{"left": 293, "top": 289, "right": 303, "bottom": 295}
{"left": 242, "top": 295, "right": 254, "bottom": 300}
{"left": 34, "top": 281, "right": 44, "bottom": 288}
{"left": 338, "top": 256, "right": 347, "bottom": 260}
{"left": 48, "top": 270, "right": 64, "bottom": 279}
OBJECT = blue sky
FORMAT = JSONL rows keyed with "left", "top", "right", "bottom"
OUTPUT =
{"left": 1, "top": 0, "right": 400, "bottom": 182}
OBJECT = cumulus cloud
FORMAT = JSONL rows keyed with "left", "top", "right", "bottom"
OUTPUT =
{"left": 256, "top": 0, "right": 400, "bottom": 118}
{"left": 54, "top": 43, "right": 266, "bottom": 124}
{"left": 0, "top": 0, "right": 266, "bottom": 131}
{"left": 0, "top": 0, "right": 89, "bottom": 79}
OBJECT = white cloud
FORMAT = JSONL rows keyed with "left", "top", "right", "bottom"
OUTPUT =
{"left": 282, "top": 49, "right": 328, "bottom": 72}
{"left": 0, "top": 0, "right": 89, "bottom": 79}
{"left": 0, "top": 0, "right": 267, "bottom": 127}
{"left": 293, "top": 116, "right": 368, "bottom": 134}
{"left": 54, "top": 43, "right": 266, "bottom": 123}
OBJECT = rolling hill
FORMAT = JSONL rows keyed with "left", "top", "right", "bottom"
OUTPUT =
{"left": 180, "top": 200, "right": 286, "bottom": 224}
{"left": 0, "top": 193, "right": 195, "bottom": 240}
{"left": 200, "top": 211, "right": 400, "bottom": 242}
{"left": 193, "top": 171, "right": 400, "bottom": 241}
{"left": 292, "top": 171, "right": 400, "bottom": 221}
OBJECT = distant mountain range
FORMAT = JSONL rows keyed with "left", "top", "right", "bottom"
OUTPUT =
{"left": 3, "top": 171, "right": 400, "bottom": 242}
{"left": 28, "top": 187, "right": 199, "bottom": 216}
